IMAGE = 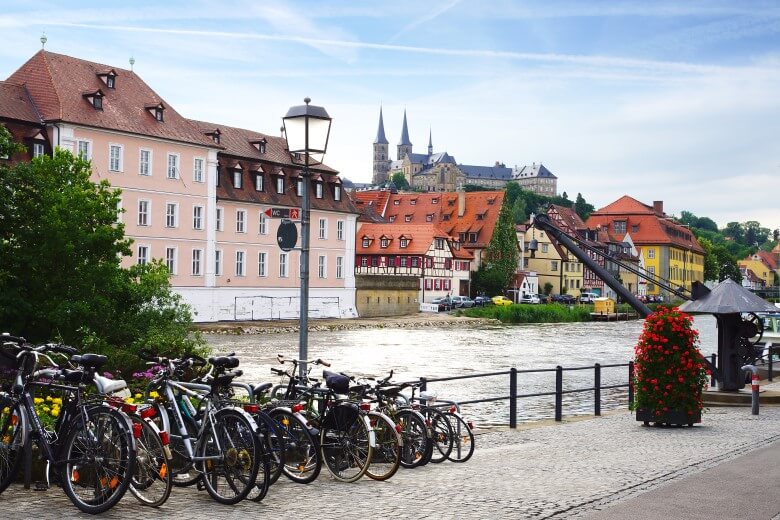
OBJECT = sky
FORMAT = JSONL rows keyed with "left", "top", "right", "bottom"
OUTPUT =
{"left": 0, "top": 0, "right": 778, "bottom": 231}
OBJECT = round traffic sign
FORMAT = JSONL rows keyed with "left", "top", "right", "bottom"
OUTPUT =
{"left": 277, "top": 219, "right": 298, "bottom": 252}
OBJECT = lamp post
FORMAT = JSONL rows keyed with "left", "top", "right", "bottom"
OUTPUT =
{"left": 283, "top": 98, "right": 332, "bottom": 379}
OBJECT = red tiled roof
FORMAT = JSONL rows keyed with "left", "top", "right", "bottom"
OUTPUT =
{"left": 593, "top": 195, "right": 657, "bottom": 215}
{"left": 746, "top": 250, "right": 779, "bottom": 271}
{"left": 0, "top": 81, "right": 41, "bottom": 123}
{"left": 356, "top": 223, "right": 450, "bottom": 255}
{"left": 7, "top": 51, "right": 218, "bottom": 147}
{"left": 548, "top": 204, "right": 586, "bottom": 232}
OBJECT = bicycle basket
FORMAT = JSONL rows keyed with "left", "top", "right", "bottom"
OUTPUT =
{"left": 325, "top": 374, "right": 350, "bottom": 394}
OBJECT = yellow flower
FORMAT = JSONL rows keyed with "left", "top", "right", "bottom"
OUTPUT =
{"left": 52, "top": 397, "right": 62, "bottom": 405}
{"left": 51, "top": 408, "right": 60, "bottom": 418}
{"left": 46, "top": 395, "right": 53, "bottom": 402}
{"left": 149, "top": 391, "right": 159, "bottom": 399}
{"left": 134, "top": 393, "right": 142, "bottom": 399}
{"left": 33, "top": 398, "right": 44, "bottom": 405}
{"left": 42, "top": 406, "right": 50, "bottom": 413}
{"left": 124, "top": 397, "right": 135, "bottom": 404}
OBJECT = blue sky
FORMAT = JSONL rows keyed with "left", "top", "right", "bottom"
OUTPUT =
{"left": 1, "top": 0, "right": 778, "bottom": 230}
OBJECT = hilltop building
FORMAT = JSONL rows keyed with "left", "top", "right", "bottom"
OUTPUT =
{"left": 513, "top": 163, "right": 558, "bottom": 196}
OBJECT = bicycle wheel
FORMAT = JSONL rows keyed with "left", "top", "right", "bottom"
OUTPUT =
{"left": 247, "top": 411, "right": 281, "bottom": 501}
{"left": 364, "top": 411, "right": 401, "bottom": 481}
{"left": 257, "top": 411, "right": 285, "bottom": 485}
{"left": 444, "top": 412, "right": 475, "bottom": 463}
{"left": 424, "top": 407, "right": 453, "bottom": 463}
{"left": 166, "top": 410, "right": 201, "bottom": 487}
{"left": 199, "top": 408, "right": 260, "bottom": 505}
{"left": 267, "top": 408, "right": 320, "bottom": 484}
{"left": 396, "top": 410, "right": 428, "bottom": 469}
{"left": 128, "top": 417, "right": 172, "bottom": 507}
{"left": 0, "top": 397, "right": 24, "bottom": 494}
{"left": 320, "top": 404, "right": 372, "bottom": 483}
{"left": 60, "top": 406, "right": 135, "bottom": 514}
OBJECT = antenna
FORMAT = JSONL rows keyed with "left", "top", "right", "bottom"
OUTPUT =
{"left": 129, "top": 56, "right": 135, "bottom": 71}
{"left": 40, "top": 33, "right": 47, "bottom": 49}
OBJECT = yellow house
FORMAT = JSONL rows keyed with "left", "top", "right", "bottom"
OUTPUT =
{"left": 524, "top": 224, "right": 567, "bottom": 295}
{"left": 738, "top": 251, "right": 777, "bottom": 288}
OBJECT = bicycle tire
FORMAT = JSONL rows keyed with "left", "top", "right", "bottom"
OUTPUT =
{"left": 166, "top": 410, "right": 201, "bottom": 487}
{"left": 0, "top": 397, "right": 24, "bottom": 494}
{"left": 396, "top": 410, "right": 428, "bottom": 469}
{"left": 444, "top": 412, "right": 475, "bottom": 463}
{"left": 423, "top": 407, "right": 454, "bottom": 463}
{"left": 128, "top": 417, "right": 172, "bottom": 507}
{"left": 267, "top": 408, "right": 320, "bottom": 484}
{"left": 59, "top": 405, "right": 136, "bottom": 514}
{"left": 364, "top": 411, "right": 401, "bottom": 481}
{"left": 247, "top": 411, "right": 282, "bottom": 501}
{"left": 319, "top": 405, "right": 372, "bottom": 483}
{"left": 199, "top": 408, "right": 260, "bottom": 505}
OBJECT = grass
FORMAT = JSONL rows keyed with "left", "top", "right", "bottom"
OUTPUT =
{"left": 459, "top": 303, "right": 594, "bottom": 324}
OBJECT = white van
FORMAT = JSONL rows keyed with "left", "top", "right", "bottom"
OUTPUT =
{"left": 579, "top": 292, "right": 598, "bottom": 304}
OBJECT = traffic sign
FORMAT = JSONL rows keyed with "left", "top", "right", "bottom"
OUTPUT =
{"left": 264, "top": 207, "right": 300, "bottom": 220}
{"left": 277, "top": 219, "right": 298, "bottom": 252}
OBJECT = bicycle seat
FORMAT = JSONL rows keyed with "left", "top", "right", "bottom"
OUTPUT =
{"left": 71, "top": 353, "right": 107, "bottom": 369}
{"left": 209, "top": 355, "right": 239, "bottom": 369}
{"left": 324, "top": 373, "right": 350, "bottom": 394}
{"left": 252, "top": 382, "right": 273, "bottom": 397}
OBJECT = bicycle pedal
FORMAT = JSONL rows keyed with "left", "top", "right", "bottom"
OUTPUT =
{"left": 33, "top": 481, "right": 49, "bottom": 491}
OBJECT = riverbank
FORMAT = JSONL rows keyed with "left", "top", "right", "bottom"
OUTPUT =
{"left": 194, "top": 312, "right": 501, "bottom": 334}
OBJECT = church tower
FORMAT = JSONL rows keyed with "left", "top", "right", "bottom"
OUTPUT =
{"left": 372, "top": 106, "right": 390, "bottom": 184}
{"left": 397, "top": 109, "right": 413, "bottom": 161}
{"left": 428, "top": 128, "right": 433, "bottom": 156}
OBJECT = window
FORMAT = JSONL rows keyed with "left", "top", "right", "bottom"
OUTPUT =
{"left": 337, "top": 220, "right": 345, "bottom": 241}
{"left": 631, "top": 224, "right": 639, "bottom": 233}
{"left": 155, "top": 108, "right": 164, "bottom": 122}
{"left": 315, "top": 183, "right": 323, "bottom": 199}
{"left": 106, "top": 75, "right": 115, "bottom": 89}
{"left": 411, "top": 257, "right": 419, "bottom": 268}
{"left": 394, "top": 200, "right": 400, "bottom": 205}
{"left": 276, "top": 177, "right": 284, "bottom": 194}
{"left": 139, "top": 149, "right": 151, "bottom": 176}
{"left": 647, "top": 248, "right": 655, "bottom": 259}
{"left": 193, "top": 206, "right": 203, "bottom": 230}
{"left": 258, "top": 252, "right": 267, "bottom": 277}
{"left": 214, "top": 250, "right": 222, "bottom": 276}
{"left": 426, "top": 214, "right": 433, "bottom": 222}
{"left": 551, "top": 260, "right": 558, "bottom": 271}
{"left": 400, "top": 239, "right": 408, "bottom": 248}
{"left": 254, "top": 174, "right": 264, "bottom": 191}
{"left": 410, "top": 199, "right": 417, "bottom": 205}
{"left": 318, "top": 219, "right": 327, "bottom": 239}
{"left": 362, "top": 238, "right": 371, "bottom": 248}
{"left": 259, "top": 212, "right": 268, "bottom": 234}
{"left": 613, "top": 220, "right": 626, "bottom": 234}
{"left": 435, "top": 238, "right": 445, "bottom": 249}
{"left": 215, "top": 208, "right": 223, "bottom": 231}
{"left": 137, "top": 245, "right": 149, "bottom": 265}
{"left": 93, "top": 95, "right": 103, "bottom": 110}
{"left": 236, "top": 210, "right": 246, "bottom": 233}
{"left": 405, "top": 215, "right": 412, "bottom": 223}
{"left": 165, "top": 247, "right": 176, "bottom": 274}
{"left": 336, "top": 256, "right": 344, "bottom": 279}
{"left": 541, "top": 243, "right": 549, "bottom": 253}
{"left": 165, "top": 203, "right": 178, "bottom": 228}
{"left": 468, "top": 233, "right": 477, "bottom": 243}
{"left": 192, "top": 249, "right": 202, "bottom": 275}
{"left": 232, "top": 169, "right": 242, "bottom": 189}
{"left": 279, "top": 253, "right": 288, "bottom": 277}
{"left": 400, "top": 256, "right": 408, "bottom": 267}
{"left": 296, "top": 178, "right": 303, "bottom": 196}
{"left": 334, "top": 185, "right": 341, "bottom": 201}
{"left": 138, "top": 200, "right": 150, "bottom": 226}
{"left": 318, "top": 255, "right": 326, "bottom": 278}
{"left": 32, "top": 142, "right": 45, "bottom": 158}
{"left": 167, "top": 154, "right": 179, "bottom": 179}
{"left": 193, "top": 158, "right": 204, "bottom": 183}
{"left": 236, "top": 251, "right": 245, "bottom": 276}
{"left": 77, "top": 140, "right": 91, "bottom": 160}
{"left": 109, "top": 144, "right": 122, "bottom": 171}
{"left": 380, "top": 238, "right": 389, "bottom": 248}
{"left": 360, "top": 257, "right": 368, "bottom": 267}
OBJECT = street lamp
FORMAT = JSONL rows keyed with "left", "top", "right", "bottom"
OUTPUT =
{"left": 283, "top": 97, "right": 332, "bottom": 379}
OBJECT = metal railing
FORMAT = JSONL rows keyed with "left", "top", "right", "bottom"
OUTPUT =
{"left": 418, "top": 361, "right": 635, "bottom": 428}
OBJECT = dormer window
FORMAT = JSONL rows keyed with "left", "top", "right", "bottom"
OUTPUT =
{"left": 393, "top": 200, "right": 400, "bottom": 205}
{"left": 275, "top": 176, "right": 284, "bottom": 194}
{"left": 315, "top": 182, "right": 323, "bottom": 199}
{"left": 487, "top": 197, "right": 496, "bottom": 205}
{"left": 106, "top": 75, "right": 115, "bottom": 89}
{"left": 405, "top": 215, "right": 412, "bottom": 223}
{"left": 296, "top": 178, "right": 303, "bottom": 196}
{"left": 206, "top": 129, "right": 221, "bottom": 144}
{"left": 250, "top": 138, "right": 267, "bottom": 154}
{"left": 96, "top": 69, "right": 117, "bottom": 89}
{"left": 334, "top": 185, "right": 341, "bottom": 201}
{"left": 400, "top": 238, "right": 409, "bottom": 248}
{"left": 476, "top": 212, "right": 485, "bottom": 221}
{"left": 145, "top": 102, "right": 165, "bottom": 122}
{"left": 442, "top": 214, "right": 451, "bottom": 221}
{"left": 432, "top": 198, "right": 438, "bottom": 204}
{"left": 254, "top": 173, "right": 264, "bottom": 191}
{"left": 362, "top": 238, "right": 371, "bottom": 248}
{"left": 232, "top": 168, "right": 242, "bottom": 189}
{"left": 389, "top": 215, "right": 396, "bottom": 222}
{"left": 83, "top": 89, "right": 105, "bottom": 110}
{"left": 380, "top": 238, "right": 389, "bottom": 248}
{"left": 410, "top": 199, "right": 417, "bottom": 205}
{"left": 447, "top": 199, "right": 455, "bottom": 206}
{"left": 426, "top": 214, "right": 433, "bottom": 222}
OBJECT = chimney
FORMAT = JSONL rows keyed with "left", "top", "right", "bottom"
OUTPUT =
{"left": 652, "top": 201, "right": 664, "bottom": 215}
{"left": 458, "top": 191, "right": 466, "bottom": 217}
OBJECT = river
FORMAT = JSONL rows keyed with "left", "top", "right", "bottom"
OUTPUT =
{"left": 205, "top": 315, "right": 718, "bottom": 425}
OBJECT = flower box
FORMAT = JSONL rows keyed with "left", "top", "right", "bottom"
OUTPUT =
{"left": 636, "top": 408, "right": 701, "bottom": 427}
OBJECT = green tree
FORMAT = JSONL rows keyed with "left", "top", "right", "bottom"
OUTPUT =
{"left": 504, "top": 182, "right": 522, "bottom": 205}
{"left": 470, "top": 266, "right": 506, "bottom": 298}
{"left": 464, "top": 184, "right": 491, "bottom": 192}
{"left": 390, "top": 171, "right": 409, "bottom": 190}
{"left": 713, "top": 245, "right": 741, "bottom": 283}
{"left": 482, "top": 197, "right": 519, "bottom": 290}
{"left": 511, "top": 196, "right": 527, "bottom": 224}
{"left": 562, "top": 191, "right": 568, "bottom": 200}
{"left": 543, "top": 282, "right": 553, "bottom": 296}
{"left": 0, "top": 123, "right": 23, "bottom": 158}
{"left": 774, "top": 229, "right": 779, "bottom": 241}
{"left": 695, "top": 217, "right": 718, "bottom": 232}
{"left": 574, "top": 193, "right": 594, "bottom": 220}
{"left": 723, "top": 222, "right": 744, "bottom": 242}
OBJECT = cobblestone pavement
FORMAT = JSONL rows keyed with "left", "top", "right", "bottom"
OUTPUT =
{"left": 3, "top": 407, "right": 780, "bottom": 519}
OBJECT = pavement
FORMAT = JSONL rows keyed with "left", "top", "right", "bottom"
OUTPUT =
{"left": 3, "top": 406, "right": 780, "bottom": 519}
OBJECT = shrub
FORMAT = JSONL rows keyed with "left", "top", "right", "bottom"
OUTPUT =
{"left": 461, "top": 303, "right": 593, "bottom": 323}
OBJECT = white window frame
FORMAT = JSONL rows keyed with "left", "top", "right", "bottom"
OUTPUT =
{"left": 77, "top": 139, "right": 91, "bottom": 161}
{"left": 276, "top": 177, "right": 284, "bottom": 194}
{"left": 296, "top": 178, "right": 303, "bottom": 196}
{"left": 193, "top": 205, "right": 204, "bottom": 230}
{"left": 315, "top": 182, "right": 323, "bottom": 199}
{"left": 236, "top": 209, "right": 246, "bottom": 233}
{"left": 192, "top": 249, "right": 203, "bottom": 276}
{"left": 337, "top": 220, "right": 345, "bottom": 241}
{"left": 318, "top": 218, "right": 327, "bottom": 239}
{"left": 214, "top": 249, "right": 222, "bottom": 276}
{"left": 233, "top": 169, "right": 243, "bottom": 189}
{"left": 109, "top": 143, "right": 123, "bottom": 172}
{"left": 279, "top": 253, "right": 288, "bottom": 278}
{"left": 334, "top": 185, "right": 341, "bottom": 201}
{"left": 318, "top": 255, "right": 326, "bottom": 279}
{"left": 647, "top": 248, "right": 655, "bottom": 259}
{"left": 167, "top": 153, "right": 180, "bottom": 179}
{"left": 258, "top": 251, "right": 267, "bottom": 277}
{"left": 235, "top": 251, "right": 246, "bottom": 277}
{"left": 336, "top": 256, "right": 344, "bottom": 279}
{"left": 137, "top": 245, "right": 149, "bottom": 265}
{"left": 138, "top": 199, "right": 150, "bottom": 226}
{"left": 259, "top": 212, "right": 268, "bottom": 235}
{"left": 165, "top": 247, "right": 177, "bottom": 274}
{"left": 165, "top": 202, "right": 178, "bottom": 228}
{"left": 193, "top": 157, "right": 204, "bottom": 183}
{"left": 254, "top": 173, "right": 264, "bottom": 191}
{"left": 139, "top": 148, "right": 152, "bottom": 176}
{"left": 215, "top": 207, "right": 224, "bottom": 231}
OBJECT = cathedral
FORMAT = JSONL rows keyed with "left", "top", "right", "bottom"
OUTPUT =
{"left": 372, "top": 107, "right": 512, "bottom": 192}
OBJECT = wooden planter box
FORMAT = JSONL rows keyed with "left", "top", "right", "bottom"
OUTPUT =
{"left": 636, "top": 408, "right": 701, "bottom": 427}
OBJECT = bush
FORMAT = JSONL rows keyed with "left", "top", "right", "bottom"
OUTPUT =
{"left": 461, "top": 303, "right": 593, "bottom": 323}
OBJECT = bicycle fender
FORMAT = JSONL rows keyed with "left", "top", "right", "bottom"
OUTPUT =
{"left": 362, "top": 413, "right": 376, "bottom": 448}
{"left": 219, "top": 406, "right": 260, "bottom": 433}
{"left": 368, "top": 410, "right": 402, "bottom": 446}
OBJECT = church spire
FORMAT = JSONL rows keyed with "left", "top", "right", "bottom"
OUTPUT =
{"left": 399, "top": 109, "right": 412, "bottom": 146}
{"left": 374, "top": 106, "right": 388, "bottom": 145}
{"left": 428, "top": 127, "right": 433, "bottom": 155}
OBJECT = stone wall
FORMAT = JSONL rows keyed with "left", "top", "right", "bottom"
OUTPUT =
{"left": 355, "top": 275, "right": 419, "bottom": 317}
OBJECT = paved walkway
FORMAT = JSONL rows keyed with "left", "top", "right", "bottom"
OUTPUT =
{"left": 3, "top": 407, "right": 780, "bottom": 519}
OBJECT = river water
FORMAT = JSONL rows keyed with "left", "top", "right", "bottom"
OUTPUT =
{"left": 205, "top": 315, "right": 718, "bottom": 425}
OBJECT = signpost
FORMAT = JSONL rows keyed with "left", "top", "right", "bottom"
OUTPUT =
{"left": 264, "top": 207, "right": 300, "bottom": 220}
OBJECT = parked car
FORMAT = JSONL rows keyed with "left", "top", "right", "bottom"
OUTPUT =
{"left": 552, "top": 294, "right": 576, "bottom": 305}
{"left": 474, "top": 296, "right": 492, "bottom": 307}
{"left": 519, "top": 294, "right": 541, "bottom": 304}
{"left": 431, "top": 296, "right": 452, "bottom": 311}
{"left": 451, "top": 295, "right": 475, "bottom": 308}
{"left": 537, "top": 294, "right": 551, "bottom": 304}
{"left": 579, "top": 292, "right": 598, "bottom": 304}
{"left": 492, "top": 295, "right": 513, "bottom": 306}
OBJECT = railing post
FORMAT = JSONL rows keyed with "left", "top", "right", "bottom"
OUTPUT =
{"left": 710, "top": 354, "right": 717, "bottom": 387}
{"left": 420, "top": 377, "right": 427, "bottom": 392}
{"left": 555, "top": 365, "right": 563, "bottom": 422}
{"left": 628, "top": 361, "right": 634, "bottom": 407}
{"left": 769, "top": 346, "right": 774, "bottom": 382}
{"left": 509, "top": 368, "right": 517, "bottom": 429}
{"left": 594, "top": 363, "right": 601, "bottom": 416}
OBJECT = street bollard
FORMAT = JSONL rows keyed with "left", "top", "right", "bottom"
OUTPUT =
{"left": 741, "top": 365, "right": 759, "bottom": 415}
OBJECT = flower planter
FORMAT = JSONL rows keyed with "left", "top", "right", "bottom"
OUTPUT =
{"left": 636, "top": 408, "right": 701, "bottom": 427}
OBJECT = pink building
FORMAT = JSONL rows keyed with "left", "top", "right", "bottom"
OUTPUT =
{"left": 2, "top": 50, "right": 358, "bottom": 321}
